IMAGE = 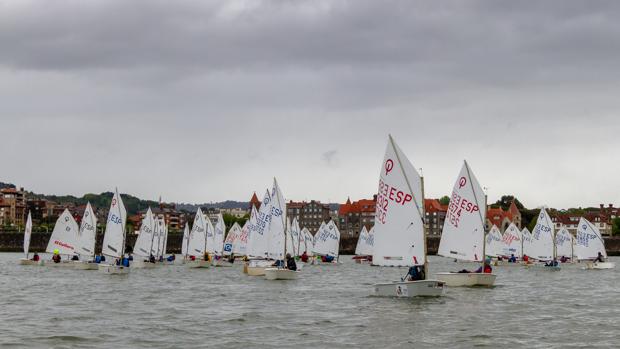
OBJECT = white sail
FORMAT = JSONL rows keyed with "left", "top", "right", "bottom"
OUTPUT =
{"left": 181, "top": 223, "right": 190, "bottom": 257}
{"left": 187, "top": 208, "right": 207, "bottom": 257}
{"left": 160, "top": 219, "right": 168, "bottom": 257}
{"left": 313, "top": 220, "right": 341, "bottom": 257}
{"left": 247, "top": 190, "right": 272, "bottom": 258}
{"left": 76, "top": 202, "right": 97, "bottom": 257}
{"left": 23, "top": 212, "right": 32, "bottom": 256}
{"left": 267, "top": 178, "right": 286, "bottom": 260}
{"left": 575, "top": 217, "right": 606, "bottom": 260}
{"left": 291, "top": 218, "right": 302, "bottom": 256}
{"left": 302, "top": 228, "right": 314, "bottom": 256}
{"left": 438, "top": 161, "right": 486, "bottom": 262}
{"left": 529, "top": 208, "right": 555, "bottom": 261}
{"left": 236, "top": 220, "right": 250, "bottom": 256}
{"left": 213, "top": 213, "right": 226, "bottom": 255}
{"left": 372, "top": 136, "right": 426, "bottom": 267}
{"left": 555, "top": 227, "right": 573, "bottom": 259}
{"left": 205, "top": 215, "right": 216, "bottom": 254}
{"left": 102, "top": 189, "right": 127, "bottom": 258}
{"left": 485, "top": 225, "right": 503, "bottom": 257}
{"left": 133, "top": 208, "right": 155, "bottom": 257}
{"left": 223, "top": 222, "right": 242, "bottom": 255}
{"left": 150, "top": 217, "right": 161, "bottom": 256}
{"left": 501, "top": 223, "right": 522, "bottom": 258}
{"left": 285, "top": 217, "right": 296, "bottom": 256}
{"left": 355, "top": 226, "right": 374, "bottom": 256}
{"left": 46, "top": 209, "right": 79, "bottom": 255}
{"left": 521, "top": 228, "right": 532, "bottom": 257}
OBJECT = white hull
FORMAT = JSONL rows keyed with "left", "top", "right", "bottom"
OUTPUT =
{"left": 132, "top": 259, "right": 158, "bottom": 269}
{"left": 44, "top": 260, "right": 75, "bottom": 268}
{"left": 72, "top": 261, "right": 99, "bottom": 270}
{"left": 186, "top": 260, "right": 210, "bottom": 268}
{"left": 98, "top": 264, "right": 130, "bottom": 274}
{"left": 264, "top": 268, "right": 299, "bottom": 280}
{"left": 246, "top": 266, "right": 267, "bottom": 276}
{"left": 244, "top": 260, "right": 273, "bottom": 275}
{"left": 373, "top": 280, "right": 446, "bottom": 297}
{"left": 585, "top": 262, "right": 615, "bottom": 270}
{"left": 212, "top": 259, "right": 234, "bottom": 267}
{"left": 19, "top": 258, "right": 43, "bottom": 266}
{"left": 435, "top": 272, "right": 497, "bottom": 287}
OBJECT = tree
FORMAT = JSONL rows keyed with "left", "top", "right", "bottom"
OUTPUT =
{"left": 439, "top": 196, "right": 450, "bottom": 206}
{"left": 612, "top": 217, "right": 620, "bottom": 236}
{"left": 493, "top": 195, "right": 524, "bottom": 211}
{"left": 223, "top": 213, "right": 249, "bottom": 228}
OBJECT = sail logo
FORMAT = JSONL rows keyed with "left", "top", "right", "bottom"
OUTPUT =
{"left": 385, "top": 159, "right": 394, "bottom": 175}
{"left": 54, "top": 240, "right": 75, "bottom": 250}
{"left": 109, "top": 214, "right": 122, "bottom": 225}
{"left": 502, "top": 233, "right": 520, "bottom": 245}
{"left": 458, "top": 177, "right": 467, "bottom": 189}
{"left": 446, "top": 190, "right": 479, "bottom": 228}
{"left": 376, "top": 179, "right": 413, "bottom": 224}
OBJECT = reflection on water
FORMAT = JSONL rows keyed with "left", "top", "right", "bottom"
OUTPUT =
{"left": 1, "top": 254, "right": 618, "bottom": 348}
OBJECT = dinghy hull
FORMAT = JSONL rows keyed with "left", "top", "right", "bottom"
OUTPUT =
{"left": 264, "top": 268, "right": 299, "bottom": 280}
{"left": 72, "top": 261, "right": 99, "bottom": 270}
{"left": 19, "top": 258, "right": 43, "bottom": 266}
{"left": 98, "top": 264, "right": 130, "bottom": 274}
{"left": 435, "top": 272, "right": 497, "bottom": 287}
{"left": 186, "top": 260, "right": 210, "bottom": 268}
{"left": 44, "top": 260, "right": 75, "bottom": 268}
{"left": 246, "top": 266, "right": 267, "bottom": 276}
{"left": 132, "top": 260, "right": 158, "bottom": 269}
{"left": 585, "top": 262, "right": 615, "bottom": 270}
{"left": 373, "top": 280, "right": 445, "bottom": 297}
{"left": 212, "top": 259, "right": 234, "bottom": 267}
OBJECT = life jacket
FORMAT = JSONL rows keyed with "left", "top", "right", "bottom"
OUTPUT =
{"left": 484, "top": 265, "right": 492, "bottom": 273}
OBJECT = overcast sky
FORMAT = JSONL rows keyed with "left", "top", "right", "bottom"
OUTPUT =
{"left": 1, "top": 1, "right": 619, "bottom": 209}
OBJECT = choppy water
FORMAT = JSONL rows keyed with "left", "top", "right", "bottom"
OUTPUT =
{"left": 1, "top": 253, "right": 618, "bottom": 348}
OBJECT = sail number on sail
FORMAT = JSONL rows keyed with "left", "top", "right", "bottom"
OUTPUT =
{"left": 376, "top": 179, "right": 413, "bottom": 224}
{"left": 446, "top": 190, "right": 479, "bottom": 228}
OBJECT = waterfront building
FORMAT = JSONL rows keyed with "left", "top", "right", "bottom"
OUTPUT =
{"left": 0, "top": 187, "right": 27, "bottom": 228}
{"left": 551, "top": 210, "right": 612, "bottom": 236}
{"left": 425, "top": 199, "right": 448, "bottom": 236}
{"left": 485, "top": 201, "right": 522, "bottom": 232}
{"left": 338, "top": 197, "right": 376, "bottom": 238}
{"left": 286, "top": 200, "right": 331, "bottom": 235}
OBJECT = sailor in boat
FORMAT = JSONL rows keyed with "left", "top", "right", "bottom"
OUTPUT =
{"left": 52, "top": 249, "right": 61, "bottom": 263}
{"left": 522, "top": 254, "right": 530, "bottom": 264}
{"left": 227, "top": 254, "right": 235, "bottom": 264}
{"left": 300, "top": 251, "right": 309, "bottom": 263}
{"left": 71, "top": 253, "right": 79, "bottom": 261}
{"left": 544, "top": 258, "right": 559, "bottom": 267}
{"left": 32, "top": 253, "right": 40, "bottom": 262}
{"left": 403, "top": 266, "right": 425, "bottom": 281}
{"left": 321, "top": 254, "right": 335, "bottom": 263}
{"left": 203, "top": 252, "right": 211, "bottom": 262}
{"left": 272, "top": 259, "right": 284, "bottom": 267}
{"left": 508, "top": 254, "right": 517, "bottom": 263}
{"left": 595, "top": 252, "right": 605, "bottom": 263}
{"left": 166, "top": 254, "right": 176, "bottom": 262}
{"left": 560, "top": 255, "right": 568, "bottom": 263}
{"left": 190, "top": 255, "right": 196, "bottom": 261}
{"left": 149, "top": 254, "right": 156, "bottom": 263}
{"left": 458, "top": 259, "right": 492, "bottom": 273}
{"left": 285, "top": 254, "right": 297, "bottom": 271}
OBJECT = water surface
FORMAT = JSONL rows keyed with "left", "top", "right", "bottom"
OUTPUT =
{"left": 1, "top": 253, "right": 617, "bottom": 348}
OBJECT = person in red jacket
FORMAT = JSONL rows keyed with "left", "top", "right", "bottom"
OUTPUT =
{"left": 300, "top": 251, "right": 309, "bottom": 263}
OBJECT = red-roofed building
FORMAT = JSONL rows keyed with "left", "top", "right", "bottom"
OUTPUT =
{"left": 338, "top": 196, "right": 377, "bottom": 238}
{"left": 425, "top": 199, "right": 448, "bottom": 236}
{"left": 551, "top": 210, "right": 612, "bottom": 236}
{"left": 485, "top": 201, "right": 521, "bottom": 232}
{"left": 249, "top": 192, "right": 261, "bottom": 211}
{"left": 286, "top": 200, "right": 330, "bottom": 234}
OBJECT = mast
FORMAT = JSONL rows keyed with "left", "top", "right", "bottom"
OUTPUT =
{"left": 118, "top": 189, "right": 126, "bottom": 261}
{"left": 420, "top": 175, "right": 428, "bottom": 279}
{"left": 463, "top": 161, "right": 487, "bottom": 270}
{"left": 147, "top": 209, "right": 155, "bottom": 258}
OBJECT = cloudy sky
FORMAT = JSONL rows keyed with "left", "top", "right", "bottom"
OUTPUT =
{"left": 1, "top": 1, "right": 619, "bottom": 208}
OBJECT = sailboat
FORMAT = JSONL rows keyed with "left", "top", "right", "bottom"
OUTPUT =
{"left": 44, "top": 208, "right": 79, "bottom": 267}
{"left": 181, "top": 222, "right": 190, "bottom": 262}
{"left": 528, "top": 207, "right": 559, "bottom": 270}
{"left": 265, "top": 178, "right": 299, "bottom": 280}
{"left": 312, "top": 220, "right": 341, "bottom": 264}
{"left": 301, "top": 227, "right": 314, "bottom": 258}
{"left": 499, "top": 223, "right": 522, "bottom": 264}
{"left": 223, "top": 222, "right": 241, "bottom": 256}
{"left": 98, "top": 188, "right": 130, "bottom": 274}
{"left": 186, "top": 208, "right": 210, "bottom": 268}
{"left": 19, "top": 212, "right": 41, "bottom": 265}
{"left": 435, "top": 161, "right": 497, "bottom": 287}
{"left": 575, "top": 217, "right": 615, "bottom": 269}
{"left": 245, "top": 189, "right": 274, "bottom": 276}
{"left": 73, "top": 203, "right": 99, "bottom": 270}
{"left": 353, "top": 226, "right": 374, "bottom": 263}
{"left": 521, "top": 227, "right": 532, "bottom": 263}
{"left": 212, "top": 213, "right": 232, "bottom": 267}
{"left": 485, "top": 225, "right": 503, "bottom": 260}
{"left": 372, "top": 135, "right": 445, "bottom": 297}
{"left": 132, "top": 208, "right": 157, "bottom": 269}
{"left": 555, "top": 227, "right": 574, "bottom": 262}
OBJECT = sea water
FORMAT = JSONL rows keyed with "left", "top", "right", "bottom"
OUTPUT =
{"left": 0, "top": 253, "right": 617, "bottom": 348}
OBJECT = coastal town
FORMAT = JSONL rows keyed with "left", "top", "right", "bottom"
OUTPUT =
{"left": 1, "top": 183, "right": 618, "bottom": 243}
